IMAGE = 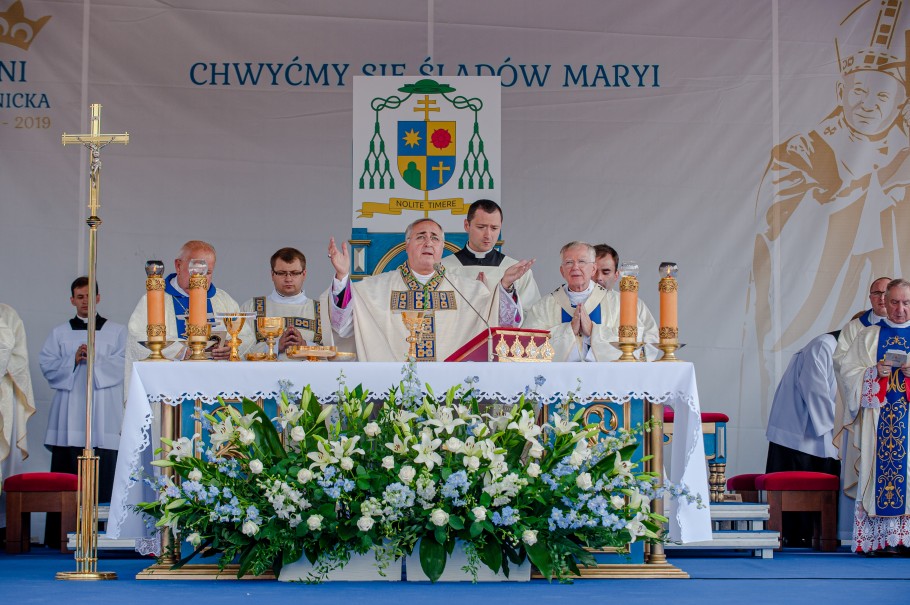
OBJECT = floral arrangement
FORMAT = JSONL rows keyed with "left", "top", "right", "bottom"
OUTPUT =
{"left": 137, "top": 364, "right": 699, "bottom": 582}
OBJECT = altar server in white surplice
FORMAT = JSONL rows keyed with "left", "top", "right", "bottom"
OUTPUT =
{"left": 441, "top": 199, "right": 541, "bottom": 308}
{"left": 241, "top": 247, "right": 334, "bottom": 357}
{"left": 41, "top": 277, "right": 126, "bottom": 503}
{"left": 0, "top": 303, "right": 36, "bottom": 497}
{"left": 524, "top": 242, "right": 658, "bottom": 362}
{"left": 126, "top": 240, "right": 253, "bottom": 381}
{"left": 326, "top": 218, "right": 533, "bottom": 362}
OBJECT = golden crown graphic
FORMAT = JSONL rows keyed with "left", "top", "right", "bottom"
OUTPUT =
{"left": 0, "top": 1, "right": 51, "bottom": 51}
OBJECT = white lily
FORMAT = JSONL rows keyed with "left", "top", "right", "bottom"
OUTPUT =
{"left": 209, "top": 416, "right": 234, "bottom": 450}
{"left": 412, "top": 433, "right": 443, "bottom": 470}
{"left": 551, "top": 412, "right": 579, "bottom": 436}
{"left": 307, "top": 439, "right": 339, "bottom": 470}
{"left": 425, "top": 407, "right": 465, "bottom": 436}
{"left": 385, "top": 434, "right": 410, "bottom": 455}
{"left": 507, "top": 409, "right": 542, "bottom": 442}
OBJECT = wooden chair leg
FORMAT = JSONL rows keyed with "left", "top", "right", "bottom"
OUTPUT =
{"left": 765, "top": 491, "right": 783, "bottom": 551}
{"left": 5, "top": 492, "right": 23, "bottom": 554}
{"left": 60, "top": 492, "right": 77, "bottom": 553}
{"left": 819, "top": 491, "right": 838, "bottom": 552}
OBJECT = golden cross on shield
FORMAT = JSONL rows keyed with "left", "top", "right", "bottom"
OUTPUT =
{"left": 61, "top": 104, "right": 129, "bottom": 216}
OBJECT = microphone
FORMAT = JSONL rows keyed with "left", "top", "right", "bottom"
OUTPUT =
{"left": 434, "top": 263, "right": 496, "bottom": 362}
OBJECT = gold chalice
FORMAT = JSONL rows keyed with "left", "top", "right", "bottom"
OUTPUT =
{"left": 257, "top": 316, "right": 284, "bottom": 361}
{"left": 218, "top": 313, "right": 255, "bottom": 362}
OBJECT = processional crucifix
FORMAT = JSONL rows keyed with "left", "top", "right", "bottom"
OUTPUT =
{"left": 57, "top": 104, "right": 129, "bottom": 581}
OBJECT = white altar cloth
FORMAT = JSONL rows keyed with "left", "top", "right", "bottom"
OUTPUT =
{"left": 108, "top": 361, "right": 710, "bottom": 547}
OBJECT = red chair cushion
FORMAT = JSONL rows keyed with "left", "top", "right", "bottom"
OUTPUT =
{"left": 727, "top": 473, "right": 762, "bottom": 491}
{"left": 755, "top": 471, "right": 839, "bottom": 491}
{"left": 3, "top": 472, "right": 78, "bottom": 492}
{"left": 663, "top": 410, "right": 729, "bottom": 424}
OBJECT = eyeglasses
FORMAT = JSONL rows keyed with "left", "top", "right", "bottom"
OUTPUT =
{"left": 870, "top": 291, "right": 887, "bottom": 298}
{"left": 272, "top": 270, "right": 304, "bottom": 278}
{"left": 562, "top": 260, "right": 592, "bottom": 268}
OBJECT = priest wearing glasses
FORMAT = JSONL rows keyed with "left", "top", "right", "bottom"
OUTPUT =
{"left": 241, "top": 247, "right": 334, "bottom": 355}
{"left": 523, "top": 242, "right": 657, "bottom": 362}
{"left": 326, "top": 218, "right": 533, "bottom": 362}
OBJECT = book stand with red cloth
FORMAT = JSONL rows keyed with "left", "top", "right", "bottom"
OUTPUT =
{"left": 444, "top": 327, "right": 553, "bottom": 362}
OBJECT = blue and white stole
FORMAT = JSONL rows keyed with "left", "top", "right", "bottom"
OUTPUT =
{"left": 164, "top": 273, "right": 215, "bottom": 338}
{"left": 874, "top": 324, "right": 910, "bottom": 516}
{"left": 560, "top": 301, "right": 602, "bottom": 325}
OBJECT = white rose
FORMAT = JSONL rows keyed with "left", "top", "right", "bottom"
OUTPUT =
{"left": 340, "top": 457, "right": 354, "bottom": 471}
{"left": 186, "top": 532, "right": 202, "bottom": 547}
{"left": 568, "top": 451, "right": 585, "bottom": 467}
{"left": 471, "top": 506, "right": 487, "bottom": 521}
{"left": 297, "top": 468, "right": 313, "bottom": 483}
{"left": 528, "top": 442, "right": 544, "bottom": 459}
{"left": 430, "top": 509, "right": 450, "bottom": 527}
{"left": 241, "top": 520, "right": 259, "bottom": 536}
{"left": 576, "top": 472, "right": 593, "bottom": 490}
{"left": 187, "top": 468, "right": 202, "bottom": 482}
{"left": 610, "top": 495, "right": 625, "bottom": 509}
{"left": 463, "top": 455, "right": 480, "bottom": 471}
{"left": 399, "top": 465, "right": 416, "bottom": 484}
{"left": 238, "top": 427, "right": 256, "bottom": 445}
{"left": 357, "top": 516, "right": 375, "bottom": 532}
{"left": 248, "top": 459, "right": 264, "bottom": 475}
{"left": 521, "top": 530, "right": 538, "bottom": 546}
{"left": 381, "top": 455, "right": 395, "bottom": 470}
{"left": 291, "top": 426, "right": 306, "bottom": 442}
{"left": 445, "top": 437, "right": 463, "bottom": 452}
{"left": 526, "top": 463, "right": 541, "bottom": 478}
{"left": 364, "top": 422, "right": 381, "bottom": 437}
{"left": 307, "top": 514, "right": 323, "bottom": 531}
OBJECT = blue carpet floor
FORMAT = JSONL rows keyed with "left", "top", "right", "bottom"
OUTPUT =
{"left": 0, "top": 548, "right": 907, "bottom": 605}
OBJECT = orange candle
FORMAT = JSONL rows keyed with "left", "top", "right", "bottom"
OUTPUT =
{"left": 145, "top": 261, "right": 166, "bottom": 328}
{"left": 659, "top": 277, "right": 678, "bottom": 330}
{"left": 620, "top": 278, "right": 638, "bottom": 327}
{"left": 147, "top": 283, "right": 164, "bottom": 326}
{"left": 187, "top": 259, "right": 208, "bottom": 328}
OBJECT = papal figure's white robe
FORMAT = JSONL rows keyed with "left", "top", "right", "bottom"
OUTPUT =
{"left": 841, "top": 320, "right": 910, "bottom": 552}
{"left": 523, "top": 282, "right": 658, "bottom": 362}
{"left": 0, "top": 304, "right": 35, "bottom": 497}
{"left": 330, "top": 264, "right": 520, "bottom": 362}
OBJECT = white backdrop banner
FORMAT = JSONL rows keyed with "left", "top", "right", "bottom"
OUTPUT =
{"left": 1, "top": 0, "right": 906, "bottom": 479}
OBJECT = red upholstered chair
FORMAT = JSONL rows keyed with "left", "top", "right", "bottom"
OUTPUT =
{"left": 755, "top": 471, "right": 839, "bottom": 552}
{"left": 3, "top": 472, "right": 78, "bottom": 554}
{"left": 664, "top": 409, "right": 729, "bottom": 501}
{"left": 726, "top": 473, "right": 762, "bottom": 503}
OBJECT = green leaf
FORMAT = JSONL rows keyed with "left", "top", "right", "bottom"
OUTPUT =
{"left": 434, "top": 526, "right": 447, "bottom": 545}
{"left": 448, "top": 515, "right": 464, "bottom": 530}
{"left": 419, "top": 538, "right": 447, "bottom": 583}
{"left": 478, "top": 539, "right": 502, "bottom": 573}
{"left": 525, "top": 540, "right": 552, "bottom": 577}
{"left": 469, "top": 522, "right": 484, "bottom": 538}
{"left": 150, "top": 459, "right": 174, "bottom": 467}
{"left": 165, "top": 498, "right": 186, "bottom": 510}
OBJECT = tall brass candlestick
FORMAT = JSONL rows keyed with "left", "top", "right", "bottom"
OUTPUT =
{"left": 57, "top": 103, "right": 128, "bottom": 581}
{"left": 145, "top": 261, "right": 168, "bottom": 361}
{"left": 658, "top": 262, "right": 681, "bottom": 362}
{"left": 186, "top": 259, "right": 209, "bottom": 361}
{"left": 616, "top": 262, "right": 640, "bottom": 362}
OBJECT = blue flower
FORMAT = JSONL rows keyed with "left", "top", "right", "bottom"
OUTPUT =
{"left": 534, "top": 375, "right": 546, "bottom": 387}
{"left": 491, "top": 506, "right": 520, "bottom": 526}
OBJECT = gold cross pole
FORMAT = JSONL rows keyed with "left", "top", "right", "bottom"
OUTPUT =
{"left": 57, "top": 104, "right": 128, "bottom": 582}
